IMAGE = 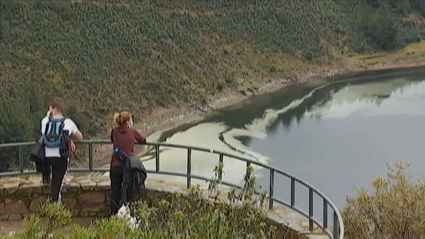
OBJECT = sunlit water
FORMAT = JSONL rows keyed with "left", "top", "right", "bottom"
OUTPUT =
{"left": 142, "top": 67, "right": 425, "bottom": 210}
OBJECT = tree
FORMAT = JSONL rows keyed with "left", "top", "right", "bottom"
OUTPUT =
{"left": 357, "top": 3, "right": 402, "bottom": 51}
{"left": 0, "top": 101, "right": 34, "bottom": 171}
{"left": 0, "top": 101, "right": 33, "bottom": 144}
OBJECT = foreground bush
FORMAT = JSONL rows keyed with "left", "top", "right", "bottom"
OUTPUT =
{"left": 342, "top": 162, "right": 425, "bottom": 239}
{"left": 7, "top": 165, "right": 304, "bottom": 239}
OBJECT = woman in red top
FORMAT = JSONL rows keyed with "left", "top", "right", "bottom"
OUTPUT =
{"left": 110, "top": 111, "right": 146, "bottom": 215}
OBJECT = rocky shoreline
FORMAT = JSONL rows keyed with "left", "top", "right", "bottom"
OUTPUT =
{"left": 140, "top": 69, "right": 340, "bottom": 139}
{"left": 139, "top": 57, "right": 425, "bottom": 140}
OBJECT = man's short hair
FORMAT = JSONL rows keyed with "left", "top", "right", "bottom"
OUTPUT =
{"left": 50, "top": 103, "right": 64, "bottom": 113}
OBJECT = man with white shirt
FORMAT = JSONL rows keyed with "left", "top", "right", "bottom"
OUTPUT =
{"left": 41, "top": 103, "right": 83, "bottom": 202}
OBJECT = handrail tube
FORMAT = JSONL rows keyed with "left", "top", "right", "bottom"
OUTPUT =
{"left": 0, "top": 141, "right": 333, "bottom": 198}
{"left": 334, "top": 211, "right": 339, "bottom": 238}
{"left": 3, "top": 140, "right": 304, "bottom": 184}
{"left": 218, "top": 154, "right": 224, "bottom": 181}
{"left": 309, "top": 188, "right": 314, "bottom": 231}
{"left": 323, "top": 199, "right": 329, "bottom": 229}
{"left": 155, "top": 144, "right": 160, "bottom": 172}
{"left": 268, "top": 169, "right": 274, "bottom": 210}
{"left": 2, "top": 140, "right": 331, "bottom": 192}
{"left": 187, "top": 148, "right": 192, "bottom": 189}
{"left": 0, "top": 140, "right": 344, "bottom": 238}
{"left": 18, "top": 145, "right": 23, "bottom": 173}
{"left": 291, "top": 178, "right": 296, "bottom": 207}
{"left": 88, "top": 143, "right": 93, "bottom": 171}
{"left": 0, "top": 142, "right": 36, "bottom": 147}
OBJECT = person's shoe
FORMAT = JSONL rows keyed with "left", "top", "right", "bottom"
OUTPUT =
{"left": 42, "top": 175, "right": 51, "bottom": 185}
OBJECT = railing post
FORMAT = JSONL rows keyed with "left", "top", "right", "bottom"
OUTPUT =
{"left": 309, "top": 188, "right": 314, "bottom": 231}
{"left": 323, "top": 199, "right": 328, "bottom": 229}
{"left": 88, "top": 143, "right": 93, "bottom": 171}
{"left": 268, "top": 169, "right": 274, "bottom": 210}
{"left": 187, "top": 148, "right": 191, "bottom": 188}
{"left": 333, "top": 210, "right": 339, "bottom": 239}
{"left": 18, "top": 145, "right": 23, "bottom": 173}
{"left": 218, "top": 154, "right": 223, "bottom": 181}
{"left": 291, "top": 178, "right": 295, "bottom": 207}
{"left": 155, "top": 145, "right": 160, "bottom": 172}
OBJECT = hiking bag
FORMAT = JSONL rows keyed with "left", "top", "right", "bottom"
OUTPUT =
{"left": 113, "top": 147, "right": 128, "bottom": 163}
{"left": 43, "top": 117, "right": 71, "bottom": 159}
{"left": 30, "top": 136, "right": 45, "bottom": 163}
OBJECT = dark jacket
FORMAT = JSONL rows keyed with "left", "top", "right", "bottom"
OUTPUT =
{"left": 121, "top": 155, "right": 147, "bottom": 204}
{"left": 30, "top": 137, "right": 45, "bottom": 173}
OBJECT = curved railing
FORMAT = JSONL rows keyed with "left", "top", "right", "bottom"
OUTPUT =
{"left": 0, "top": 140, "right": 344, "bottom": 238}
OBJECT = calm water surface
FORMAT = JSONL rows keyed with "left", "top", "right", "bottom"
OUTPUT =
{"left": 142, "top": 67, "right": 425, "bottom": 209}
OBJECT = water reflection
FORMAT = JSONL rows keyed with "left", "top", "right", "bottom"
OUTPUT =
{"left": 238, "top": 77, "right": 424, "bottom": 147}
{"left": 248, "top": 78, "right": 425, "bottom": 208}
{"left": 306, "top": 79, "right": 424, "bottom": 119}
{"left": 152, "top": 67, "right": 425, "bottom": 210}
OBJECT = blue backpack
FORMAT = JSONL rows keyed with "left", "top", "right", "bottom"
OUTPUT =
{"left": 43, "top": 117, "right": 65, "bottom": 147}
{"left": 43, "top": 116, "right": 71, "bottom": 159}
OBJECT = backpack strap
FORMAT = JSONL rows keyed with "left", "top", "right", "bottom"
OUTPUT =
{"left": 44, "top": 115, "right": 52, "bottom": 136}
{"left": 43, "top": 116, "right": 66, "bottom": 135}
{"left": 59, "top": 118, "right": 66, "bottom": 131}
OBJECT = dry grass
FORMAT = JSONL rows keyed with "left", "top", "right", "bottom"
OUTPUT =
{"left": 348, "top": 40, "right": 425, "bottom": 66}
{"left": 342, "top": 162, "right": 425, "bottom": 239}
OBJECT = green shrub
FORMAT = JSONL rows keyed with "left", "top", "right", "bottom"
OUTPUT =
{"left": 7, "top": 202, "right": 72, "bottom": 239}
{"left": 7, "top": 164, "right": 304, "bottom": 239}
{"left": 342, "top": 162, "right": 425, "bottom": 239}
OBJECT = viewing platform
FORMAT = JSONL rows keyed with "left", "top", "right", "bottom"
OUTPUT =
{"left": 0, "top": 141, "right": 344, "bottom": 238}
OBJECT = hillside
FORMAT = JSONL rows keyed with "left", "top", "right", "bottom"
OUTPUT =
{"left": 1, "top": 0, "right": 425, "bottom": 143}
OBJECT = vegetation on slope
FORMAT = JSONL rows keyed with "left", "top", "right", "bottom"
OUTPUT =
{"left": 0, "top": 0, "right": 424, "bottom": 146}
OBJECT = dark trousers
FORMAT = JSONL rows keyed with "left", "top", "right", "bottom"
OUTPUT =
{"left": 42, "top": 157, "right": 68, "bottom": 202}
{"left": 110, "top": 166, "right": 124, "bottom": 215}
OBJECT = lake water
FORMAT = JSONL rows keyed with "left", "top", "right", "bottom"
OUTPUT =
{"left": 142, "top": 67, "right": 425, "bottom": 210}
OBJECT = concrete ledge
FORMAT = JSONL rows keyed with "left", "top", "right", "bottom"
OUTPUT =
{"left": 0, "top": 175, "right": 322, "bottom": 237}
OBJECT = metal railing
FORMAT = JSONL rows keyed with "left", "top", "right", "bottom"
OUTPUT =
{"left": 0, "top": 140, "right": 344, "bottom": 238}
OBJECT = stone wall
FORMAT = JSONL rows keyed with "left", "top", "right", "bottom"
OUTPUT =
{"left": 0, "top": 174, "right": 322, "bottom": 237}
{"left": 0, "top": 175, "right": 178, "bottom": 221}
